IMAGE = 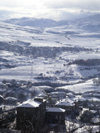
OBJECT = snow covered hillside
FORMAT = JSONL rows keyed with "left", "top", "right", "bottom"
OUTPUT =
{"left": 0, "top": 14, "right": 100, "bottom": 94}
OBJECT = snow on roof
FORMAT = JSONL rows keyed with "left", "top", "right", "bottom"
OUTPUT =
{"left": 46, "top": 107, "right": 65, "bottom": 113}
{"left": 17, "top": 99, "right": 41, "bottom": 108}
{"left": 56, "top": 99, "right": 75, "bottom": 107}
{"left": 74, "top": 95, "right": 86, "bottom": 102}
{"left": 38, "top": 93, "right": 47, "bottom": 97}
{"left": 66, "top": 93, "right": 74, "bottom": 96}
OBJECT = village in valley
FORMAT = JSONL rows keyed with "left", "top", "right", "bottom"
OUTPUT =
{"left": 0, "top": 8, "right": 100, "bottom": 133}
{"left": 0, "top": 79, "right": 100, "bottom": 133}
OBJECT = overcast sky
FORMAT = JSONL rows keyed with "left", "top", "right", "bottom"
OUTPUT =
{"left": 0, "top": 0, "right": 100, "bottom": 20}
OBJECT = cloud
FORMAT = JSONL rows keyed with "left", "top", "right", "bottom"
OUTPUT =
{"left": 0, "top": 0, "right": 100, "bottom": 20}
{"left": 45, "top": 0, "right": 100, "bottom": 11}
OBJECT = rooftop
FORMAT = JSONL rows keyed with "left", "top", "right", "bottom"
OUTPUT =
{"left": 46, "top": 107, "right": 65, "bottom": 113}
{"left": 56, "top": 99, "right": 75, "bottom": 107}
{"left": 17, "top": 99, "right": 41, "bottom": 108}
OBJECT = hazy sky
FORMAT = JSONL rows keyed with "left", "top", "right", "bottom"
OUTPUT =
{"left": 0, "top": 0, "right": 100, "bottom": 20}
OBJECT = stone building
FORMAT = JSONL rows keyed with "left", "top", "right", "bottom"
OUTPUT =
{"left": 16, "top": 98, "right": 46, "bottom": 133}
{"left": 55, "top": 99, "right": 75, "bottom": 114}
{"left": 46, "top": 107, "right": 65, "bottom": 124}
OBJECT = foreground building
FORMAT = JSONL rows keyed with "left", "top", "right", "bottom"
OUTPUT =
{"left": 46, "top": 107, "right": 65, "bottom": 124}
{"left": 16, "top": 98, "right": 46, "bottom": 133}
{"left": 16, "top": 97, "right": 66, "bottom": 133}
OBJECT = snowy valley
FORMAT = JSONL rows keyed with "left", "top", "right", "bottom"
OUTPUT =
{"left": 0, "top": 14, "right": 100, "bottom": 132}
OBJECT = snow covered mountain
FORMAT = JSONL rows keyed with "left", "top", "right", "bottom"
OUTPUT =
{"left": 0, "top": 14, "right": 100, "bottom": 93}
{"left": 73, "top": 14, "right": 100, "bottom": 32}
{"left": 0, "top": 14, "right": 100, "bottom": 133}
{"left": 5, "top": 18, "right": 59, "bottom": 28}
{"left": 4, "top": 13, "right": 100, "bottom": 32}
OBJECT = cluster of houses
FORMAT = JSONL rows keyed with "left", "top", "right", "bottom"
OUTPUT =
{"left": 0, "top": 80, "right": 100, "bottom": 133}
{"left": 16, "top": 96, "right": 66, "bottom": 133}
{"left": 0, "top": 83, "right": 86, "bottom": 132}
{"left": 15, "top": 90, "right": 84, "bottom": 133}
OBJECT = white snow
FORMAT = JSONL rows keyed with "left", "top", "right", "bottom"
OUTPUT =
{"left": 56, "top": 79, "right": 100, "bottom": 93}
{"left": 46, "top": 107, "right": 65, "bottom": 113}
{"left": 56, "top": 99, "right": 75, "bottom": 107}
{"left": 18, "top": 99, "right": 41, "bottom": 108}
{"left": 0, "top": 16, "right": 100, "bottom": 94}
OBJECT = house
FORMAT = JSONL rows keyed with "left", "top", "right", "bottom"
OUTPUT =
{"left": 16, "top": 98, "right": 46, "bottom": 133}
{"left": 55, "top": 99, "right": 75, "bottom": 114}
{"left": 5, "top": 97, "right": 18, "bottom": 105}
{"left": 46, "top": 107, "right": 65, "bottom": 124}
{"left": 49, "top": 92, "right": 66, "bottom": 100}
